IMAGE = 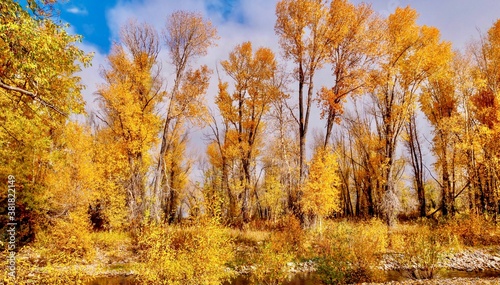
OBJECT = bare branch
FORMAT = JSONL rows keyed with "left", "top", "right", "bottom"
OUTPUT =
{"left": 0, "top": 80, "right": 67, "bottom": 116}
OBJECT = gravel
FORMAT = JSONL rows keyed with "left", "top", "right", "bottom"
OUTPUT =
{"left": 361, "top": 277, "right": 500, "bottom": 285}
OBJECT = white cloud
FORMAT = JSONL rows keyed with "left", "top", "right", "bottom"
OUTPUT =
{"left": 67, "top": 6, "right": 88, "bottom": 15}
{"left": 76, "top": 43, "right": 107, "bottom": 116}
{"left": 103, "top": 0, "right": 282, "bottom": 108}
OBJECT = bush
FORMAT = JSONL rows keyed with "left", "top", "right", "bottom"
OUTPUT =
{"left": 436, "top": 214, "right": 499, "bottom": 246}
{"left": 390, "top": 225, "right": 442, "bottom": 279}
{"left": 34, "top": 213, "right": 95, "bottom": 265}
{"left": 134, "top": 219, "right": 234, "bottom": 285}
{"left": 271, "top": 214, "right": 306, "bottom": 255}
{"left": 250, "top": 232, "right": 294, "bottom": 285}
{"left": 312, "top": 219, "right": 388, "bottom": 284}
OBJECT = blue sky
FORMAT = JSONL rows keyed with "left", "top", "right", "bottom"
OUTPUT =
{"left": 58, "top": 0, "right": 115, "bottom": 53}
{"left": 57, "top": 0, "right": 243, "bottom": 54}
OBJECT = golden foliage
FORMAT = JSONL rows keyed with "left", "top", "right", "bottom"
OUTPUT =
{"left": 135, "top": 219, "right": 234, "bottom": 285}
{"left": 318, "top": 0, "right": 380, "bottom": 137}
{"left": 275, "top": 0, "right": 330, "bottom": 65}
{"left": 250, "top": 233, "right": 294, "bottom": 285}
{"left": 314, "top": 219, "right": 388, "bottom": 284}
{"left": 33, "top": 212, "right": 95, "bottom": 264}
{"left": 164, "top": 10, "right": 218, "bottom": 69}
{"left": 302, "top": 147, "right": 341, "bottom": 220}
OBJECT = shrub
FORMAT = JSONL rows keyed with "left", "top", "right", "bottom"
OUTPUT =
{"left": 390, "top": 225, "right": 442, "bottom": 279}
{"left": 436, "top": 214, "right": 499, "bottom": 246}
{"left": 34, "top": 213, "right": 95, "bottom": 265}
{"left": 313, "top": 219, "right": 388, "bottom": 284}
{"left": 271, "top": 214, "right": 306, "bottom": 255}
{"left": 250, "top": 232, "right": 294, "bottom": 285}
{"left": 134, "top": 219, "right": 234, "bottom": 285}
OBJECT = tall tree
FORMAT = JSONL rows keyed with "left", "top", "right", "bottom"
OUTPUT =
{"left": 319, "top": 0, "right": 380, "bottom": 147}
{"left": 275, "top": 0, "right": 333, "bottom": 217}
{"left": 469, "top": 19, "right": 500, "bottom": 215}
{"left": 420, "top": 54, "right": 463, "bottom": 217}
{"left": 150, "top": 11, "right": 217, "bottom": 222}
{"left": 216, "top": 41, "right": 283, "bottom": 223}
{"left": 404, "top": 112, "right": 427, "bottom": 217}
{"left": 161, "top": 65, "right": 211, "bottom": 223}
{"left": 369, "top": 7, "right": 451, "bottom": 225}
{"left": 344, "top": 109, "right": 385, "bottom": 217}
{"left": 205, "top": 112, "right": 239, "bottom": 223}
{"left": 264, "top": 96, "right": 300, "bottom": 218}
{"left": 96, "top": 20, "right": 163, "bottom": 225}
{"left": 452, "top": 51, "right": 481, "bottom": 213}
{"left": 0, "top": 0, "right": 91, "bottom": 241}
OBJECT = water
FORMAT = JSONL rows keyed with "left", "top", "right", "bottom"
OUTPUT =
{"left": 88, "top": 270, "right": 500, "bottom": 285}
{"left": 87, "top": 274, "right": 319, "bottom": 285}
{"left": 88, "top": 276, "right": 135, "bottom": 285}
{"left": 223, "top": 273, "right": 319, "bottom": 285}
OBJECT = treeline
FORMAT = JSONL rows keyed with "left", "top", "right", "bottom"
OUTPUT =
{"left": 1, "top": 0, "right": 500, "bottom": 245}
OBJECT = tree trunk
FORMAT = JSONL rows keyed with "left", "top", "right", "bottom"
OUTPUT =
{"left": 406, "top": 115, "right": 426, "bottom": 217}
{"left": 241, "top": 159, "right": 251, "bottom": 223}
{"left": 441, "top": 148, "right": 453, "bottom": 216}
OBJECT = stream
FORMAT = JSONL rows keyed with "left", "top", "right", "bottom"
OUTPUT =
{"left": 88, "top": 270, "right": 500, "bottom": 285}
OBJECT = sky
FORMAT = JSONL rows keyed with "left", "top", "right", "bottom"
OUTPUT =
{"left": 58, "top": 0, "right": 500, "bottom": 53}
{"left": 52, "top": 0, "right": 500, "bottom": 171}
{"left": 55, "top": 0, "right": 500, "bottom": 111}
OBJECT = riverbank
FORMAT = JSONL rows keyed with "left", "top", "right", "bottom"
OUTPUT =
{"left": 4, "top": 216, "right": 500, "bottom": 284}
{"left": 81, "top": 246, "right": 500, "bottom": 284}
{"left": 381, "top": 248, "right": 500, "bottom": 272}
{"left": 362, "top": 277, "right": 500, "bottom": 285}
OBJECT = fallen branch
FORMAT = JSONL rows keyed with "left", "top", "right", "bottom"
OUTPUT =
{"left": 426, "top": 179, "right": 472, "bottom": 218}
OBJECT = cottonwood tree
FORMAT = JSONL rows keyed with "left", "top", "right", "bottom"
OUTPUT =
{"left": 275, "top": 0, "right": 334, "bottom": 219}
{"left": 452, "top": 51, "right": 483, "bottom": 213}
{"left": 0, "top": 0, "right": 91, "bottom": 241}
{"left": 216, "top": 41, "right": 284, "bottom": 223}
{"left": 205, "top": 112, "right": 240, "bottom": 223}
{"left": 262, "top": 99, "right": 300, "bottom": 219}
{"left": 333, "top": 130, "right": 354, "bottom": 216}
{"left": 343, "top": 108, "right": 385, "bottom": 217}
{"left": 468, "top": 20, "right": 500, "bottom": 215}
{"left": 150, "top": 11, "right": 217, "bottom": 222}
{"left": 404, "top": 111, "right": 427, "bottom": 217}
{"left": 161, "top": 66, "right": 211, "bottom": 223}
{"left": 420, "top": 53, "right": 465, "bottom": 217}
{"left": 96, "top": 21, "right": 163, "bottom": 225}
{"left": 319, "top": 0, "right": 380, "bottom": 147}
{"left": 368, "top": 7, "right": 451, "bottom": 225}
